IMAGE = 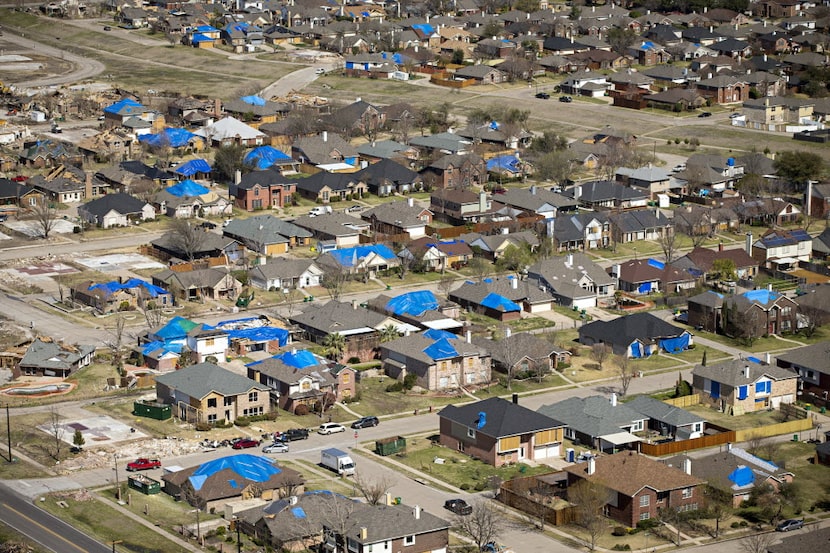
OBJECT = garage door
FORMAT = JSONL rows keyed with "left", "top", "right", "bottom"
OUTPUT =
{"left": 534, "top": 443, "right": 560, "bottom": 460}
{"left": 573, "top": 297, "right": 596, "bottom": 310}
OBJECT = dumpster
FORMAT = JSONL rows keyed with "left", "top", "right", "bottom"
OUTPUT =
{"left": 375, "top": 436, "right": 406, "bottom": 456}
{"left": 133, "top": 400, "right": 171, "bottom": 420}
{"left": 128, "top": 474, "right": 161, "bottom": 495}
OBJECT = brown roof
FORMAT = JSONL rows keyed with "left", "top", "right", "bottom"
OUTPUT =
{"left": 685, "top": 246, "right": 757, "bottom": 272}
{"left": 563, "top": 451, "right": 705, "bottom": 496}
{"left": 619, "top": 258, "right": 694, "bottom": 285}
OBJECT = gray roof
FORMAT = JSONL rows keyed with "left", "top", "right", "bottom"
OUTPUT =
{"left": 79, "top": 193, "right": 150, "bottom": 219}
{"left": 289, "top": 300, "right": 388, "bottom": 334}
{"left": 626, "top": 395, "right": 705, "bottom": 427}
{"left": 666, "top": 447, "right": 792, "bottom": 494}
{"left": 499, "top": 187, "right": 577, "bottom": 213}
{"left": 235, "top": 491, "right": 356, "bottom": 541}
{"left": 155, "top": 362, "right": 269, "bottom": 399}
{"left": 537, "top": 395, "right": 645, "bottom": 439}
{"left": 151, "top": 230, "right": 239, "bottom": 258}
{"left": 449, "top": 278, "right": 553, "bottom": 307}
{"left": 362, "top": 200, "right": 430, "bottom": 229}
{"left": 224, "top": 214, "right": 312, "bottom": 246}
{"left": 292, "top": 212, "right": 366, "bottom": 237}
{"left": 356, "top": 139, "right": 414, "bottom": 159}
{"left": 692, "top": 359, "right": 797, "bottom": 387}
{"left": 473, "top": 332, "right": 566, "bottom": 368}
{"left": 154, "top": 267, "right": 238, "bottom": 289}
{"left": 248, "top": 356, "right": 335, "bottom": 388}
{"left": 381, "top": 333, "right": 488, "bottom": 365}
{"left": 293, "top": 133, "right": 358, "bottom": 165}
{"left": 409, "top": 132, "right": 471, "bottom": 154}
{"left": 439, "top": 397, "right": 564, "bottom": 439}
{"left": 579, "top": 313, "right": 688, "bottom": 349}
{"left": 249, "top": 257, "right": 319, "bottom": 281}
{"left": 563, "top": 180, "right": 648, "bottom": 203}
{"left": 19, "top": 338, "right": 94, "bottom": 371}
{"left": 528, "top": 253, "right": 614, "bottom": 300}
{"left": 776, "top": 341, "right": 830, "bottom": 374}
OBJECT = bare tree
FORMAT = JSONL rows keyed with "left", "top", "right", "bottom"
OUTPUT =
{"left": 738, "top": 532, "right": 776, "bottom": 553}
{"left": 277, "top": 473, "right": 305, "bottom": 499}
{"left": 590, "top": 343, "right": 610, "bottom": 370}
{"left": 140, "top": 300, "right": 165, "bottom": 330}
{"left": 104, "top": 315, "right": 127, "bottom": 375}
{"left": 321, "top": 267, "right": 348, "bottom": 301}
{"left": 30, "top": 196, "right": 58, "bottom": 239}
{"left": 568, "top": 479, "right": 611, "bottom": 551}
{"left": 353, "top": 473, "right": 393, "bottom": 505}
{"left": 167, "top": 219, "right": 206, "bottom": 261}
{"left": 47, "top": 405, "right": 65, "bottom": 460}
{"left": 437, "top": 273, "right": 456, "bottom": 298}
{"left": 454, "top": 499, "right": 505, "bottom": 551}
{"left": 616, "top": 354, "right": 634, "bottom": 396}
{"left": 706, "top": 492, "right": 733, "bottom": 538}
{"left": 468, "top": 257, "right": 492, "bottom": 284}
{"left": 798, "top": 303, "right": 827, "bottom": 338}
{"left": 494, "top": 331, "right": 525, "bottom": 391}
{"left": 658, "top": 224, "right": 679, "bottom": 264}
{"left": 675, "top": 208, "right": 713, "bottom": 249}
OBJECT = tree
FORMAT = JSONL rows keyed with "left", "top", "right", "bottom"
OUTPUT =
{"left": 711, "top": 258, "right": 737, "bottom": 283}
{"left": 167, "top": 219, "right": 206, "bottom": 262}
{"left": 568, "top": 479, "right": 611, "bottom": 551}
{"left": 497, "top": 244, "right": 532, "bottom": 272}
{"left": 515, "top": 0, "right": 540, "bottom": 12}
{"left": 378, "top": 324, "right": 401, "bottom": 343}
{"left": 616, "top": 354, "right": 634, "bottom": 396}
{"left": 530, "top": 131, "right": 568, "bottom": 154}
{"left": 454, "top": 500, "right": 505, "bottom": 551}
{"left": 535, "top": 151, "right": 574, "bottom": 184}
{"left": 607, "top": 28, "right": 637, "bottom": 57}
{"left": 105, "top": 315, "right": 127, "bottom": 375}
{"left": 774, "top": 150, "right": 825, "bottom": 191}
{"left": 323, "top": 332, "right": 346, "bottom": 361}
{"left": 321, "top": 267, "right": 348, "bottom": 301}
{"left": 676, "top": 208, "right": 712, "bottom": 248}
{"left": 798, "top": 303, "right": 827, "bottom": 338}
{"left": 353, "top": 473, "right": 392, "bottom": 505}
{"left": 739, "top": 533, "right": 776, "bottom": 553}
{"left": 72, "top": 429, "right": 85, "bottom": 451}
{"left": 30, "top": 196, "right": 58, "bottom": 239}
{"left": 657, "top": 224, "right": 678, "bottom": 264}
{"left": 706, "top": 490, "right": 733, "bottom": 538}
{"left": 590, "top": 343, "right": 610, "bottom": 370}
{"left": 438, "top": 273, "right": 456, "bottom": 298}
{"left": 141, "top": 300, "right": 165, "bottom": 330}
{"left": 48, "top": 405, "right": 65, "bottom": 460}
{"left": 725, "top": 303, "right": 760, "bottom": 346}
{"left": 468, "top": 257, "right": 492, "bottom": 284}
{"left": 213, "top": 143, "right": 248, "bottom": 183}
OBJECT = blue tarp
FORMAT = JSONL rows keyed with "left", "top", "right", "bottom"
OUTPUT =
{"left": 743, "top": 289, "right": 779, "bottom": 305}
{"left": 328, "top": 245, "right": 397, "bottom": 267}
{"left": 274, "top": 349, "right": 319, "bottom": 368}
{"left": 738, "top": 385, "right": 748, "bottom": 400}
{"left": 386, "top": 291, "right": 439, "bottom": 317}
{"left": 241, "top": 95, "right": 266, "bottom": 106}
{"left": 138, "top": 127, "right": 198, "bottom": 148}
{"left": 647, "top": 258, "right": 665, "bottom": 270}
{"left": 291, "top": 507, "right": 307, "bottom": 518}
{"left": 711, "top": 381, "right": 720, "bottom": 399}
{"left": 141, "top": 340, "right": 183, "bottom": 357}
{"left": 476, "top": 411, "right": 486, "bottom": 429}
{"left": 480, "top": 293, "right": 521, "bottom": 312}
{"left": 88, "top": 278, "right": 168, "bottom": 298}
{"left": 104, "top": 98, "right": 144, "bottom": 115}
{"left": 154, "top": 316, "right": 199, "bottom": 340}
{"left": 638, "top": 282, "right": 652, "bottom": 294}
{"left": 166, "top": 179, "right": 210, "bottom": 197}
{"left": 172, "top": 159, "right": 211, "bottom": 176}
{"left": 244, "top": 146, "right": 292, "bottom": 170}
{"left": 659, "top": 333, "right": 690, "bottom": 354}
{"left": 188, "top": 454, "right": 280, "bottom": 491}
{"left": 747, "top": 356, "right": 763, "bottom": 364}
{"left": 630, "top": 342, "right": 642, "bottom": 358}
{"left": 728, "top": 466, "right": 754, "bottom": 487}
{"left": 225, "top": 326, "right": 289, "bottom": 347}
{"left": 423, "top": 328, "right": 457, "bottom": 342}
{"left": 411, "top": 23, "right": 435, "bottom": 35}
{"left": 486, "top": 155, "right": 521, "bottom": 174}
{"left": 423, "top": 337, "right": 458, "bottom": 360}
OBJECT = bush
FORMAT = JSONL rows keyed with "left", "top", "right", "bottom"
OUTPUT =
{"left": 195, "top": 422, "right": 212, "bottom": 431}
{"left": 612, "top": 527, "right": 627, "bottom": 536}
{"left": 612, "top": 545, "right": 631, "bottom": 551}
{"left": 403, "top": 373, "right": 418, "bottom": 390}
{"left": 636, "top": 519, "right": 659, "bottom": 531}
{"left": 348, "top": 357, "right": 361, "bottom": 364}
{"left": 386, "top": 381, "right": 404, "bottom": 392}
{"left": 235, "top": 416, "right": 251, "bottom": 427}
{"left": 474, "top": 481, "right": 487, "bottom": 492}
{"left": 459, "top": 483, "right": 471, "bottom": 491}
{"left": 294, "top": 404, "right": 309, "bottom": 416}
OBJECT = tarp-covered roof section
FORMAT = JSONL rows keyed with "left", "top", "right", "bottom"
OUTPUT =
{"left": 138, "top": 127, "right": 199, "bottom": 148}
{"left": 172, "top": 159, "right": 212, "bottom": 176}
{"left": 274, "top": 349, "right": 319, "bottom": 368}
{"left": 165, "top": 179, "right": 210, "bottom": 197}
{"left": 480, "top": 293, "right": 521, "bottom": 312}
{"left": 386, "top": 290, "right": 439, "bottom": 317}
{"left": 328, "top": 245, "right": 396, "bottom": 267}
{"left": 244, "top": 146, "right": 293, "bottom": 170}
{"left": 188, "top": 454, "right": 281, "bottom": 491}
{"left": 423, "top": 337, "right": 458, "bottom": 360}
{"left": 88, "top": 278, "right": 168, "bottom": 298}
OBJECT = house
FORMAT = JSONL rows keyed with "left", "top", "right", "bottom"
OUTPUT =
{"left": 776, "top": 342, "right": 830, "bottom": 408}
{"left": 430, "top": 189, "right": 496, "bottom": 225}
{"left": 464, "top": 231, "right": 540, "bottom": 260}
{"left": 560, "top": 71, "right": 611, "bottom": 97}
{"left": 688, "top": 288, "right": 799, "bottom": 336}
{"left": 70, "top": 278, "right": 172, "bottom": 315}
{"left": 224, "top": 215, "right": 312, "bottom": 256}
{"left": 794, "top": 283, "right": 830, "bottom": 328}
{"left": 750, "top": 228, "right": 812, "bottom": 269}
{"left": 367, "top": 290, "right": 462, "bottom": 334}
{"left": 496, "top": 186, "right": 578, "bottom": 219}
{"left": 154, "top": 362, "right": 271, "bottom": 423}
{"left": 806, "top": 182, "right": 830, "bottom": 220}
{"left": 292, "top": 213, "right": 368, "bottom": 250}
{"left": 538, "top": 395, "right": 647, "bottom": 453}
{"left": 247, "top": 348, "right": 357, "bottom": 412}
{"left": 409, "top": 134, "right": 473, "bottom": 158}
{"left": 612, "top": 258, "right": 697, "bottom": 295}
{"left": 152, "top": 268, "right": 243, "bottom": 302}
{"left": 195, "top": 116, "right": 266, "bottom": 147}
{"left": 695, "top": 75, "right": 751, "bottom": 105}
{"left": 734, "top": 199, "right": 802, "bottom": 227}
{"left": 294, "top": 171, "right": 367, "bottom": 204}
{"left": 316, "top": 245, "right": 400, "bottom": 279}
{"left": 17, "top": 337, "right": 94, "bottom": 379}
{"left": 563, "top": 451, "right": 705, "bottom": 527}
{"left": 211, "top": 316, "right": 290, "bottom": 357}
{"left": 665, "top": 447, "right": 794, "bottom": 507}
{"left": 356, "top": 139, "right": 419, "bottom": 165}
{"left": 625, "top": 396, "right": 706, "bottom": 441}
{"left": 419, "top": 153, "right": 487, "bottom": 190}
{"left": 292, "top": 132, "right": 359, "bottom": 167}
{"left": 449, "top": 277, "right": 554, "bottom": 319}
{"left": 398, "top": 237, "right": 474, "bottom": 272}
{"left": 563, "top": 181, "right": 649, "bottom": 210}
{"left": 615, "top": 166, "right": 678, "bottom": 200}
{"left": 0, "top": 178, "right": 42, "bottom": 213}
{"left": 578, "top": 313, "right": 693, "bottom": 358}
{"left": 160, "top": 454, "right": 304, "bottom": 511}
{"left": 154, "top": 180, "right": 232, "bottom": 219}
{"left": 550, "top": 212, "right": 611, "bottom": 252}
{"left": 608, "top": 210, "right": 674, "bottom": 246}
{"left": 527, "top": 253, "right": 616, "bottom": 309}
{"left": 229, "top": 168, "right": 296, "bottom": 211}
{"left": 362, "top": 198, "right": 432, "bottom": 239}
{"left": 742, "top": 97, "right": 815, "bottom": 132}
{"left": 77, "top": 193, "right": 155, "bottom": 229}
{"left": 672, "top": 245, "right": 758, "bottom": 282}
{"left": 474, "top": 331, "right": 571, "bottom": 376}
{"left": 27, "top": 164, "right": 101, "bottom": 203}
{"left": 692, "top": 359, "right": 799, "bottom": 414}
{"left": 454, "top": 64, "right": 506, "bottom": 84}
{"left": 149, "top": 231, "right": 243, "bottom": 263}
{"left": 356, "top": 158, "right": 422, "bottom": 196}
{"left": 438, "top": 397, "right": 565, "bottom": 466}
{"left": 381, "top": 330, "right": 492, "bottom": 391}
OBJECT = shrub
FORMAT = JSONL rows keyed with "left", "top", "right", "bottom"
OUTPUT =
{"left": 294, "top": 404, "right": 309, "bottom": 416}
{"left": 636, "top": 519, "right": 659, "bottom": 531}
{"left": 474, "top": 481, "right": 487, "bottom": 491}
{"left": 235, "top": 416, "right": 251, "bottom": 427}
{"left": 460, "top": 483, "right": 471, "bottom": 491}
{"left": 386, "top": 381, "right": 404, "bottom": 392}
{"left": 195, "top": 422, "right": 212, "bottom": 431}
{"left": 612, "top": 545, "right": 631, "bottom": 551}
{"left": 348, "top": 357, "right": 361, "bottom": 364}
{"left": 612, "top": 527, "right": 627, "bottom": 536}
{"left": 403, "top": 373, "right": 418, "bottom": 390}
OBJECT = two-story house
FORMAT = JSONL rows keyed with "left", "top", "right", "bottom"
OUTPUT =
{"left": 528, "top": 253, "right": 616, "bottom": 308}
{"left": 693, "top": 359, "right": 799, "bottom": 413}
{"left": 230, "top": 168, "right": 297, "bottom": 211}
{"left": 750, "top": 228, "right": 812, "bottom": 269}
{"left": 430, "top": 189, "right": 496, "bottom": 225}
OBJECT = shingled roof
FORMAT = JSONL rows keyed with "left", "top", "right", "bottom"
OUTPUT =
{"left": 439, "top": 397, "right": 564, "bottom": 439}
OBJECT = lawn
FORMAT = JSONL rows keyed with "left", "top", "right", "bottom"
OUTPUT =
{"left": 667, "top": 346, "right": 731, "bottom": 365}
{"left": 506, "top": 317, "right": 556, "bottom": 332}
{"left": 683, "top": 403, "right": 782, "bottom": 430}
{"left": 345, "top": 377, "right": 466, "bottom": 418}
{"left": 385, "top": 271, "right": 446, "bottom": 287}
{"left": 564, "top": 349, "right": 683, "bottom": 385}
{"left": 772, "top": 441, "right": 830, "bottom": 512}
{"left": 473, "top": 372, "right": 571, "bottom": 398}
{"left": 691, "top": 329, "right": 804, "bottom": 354}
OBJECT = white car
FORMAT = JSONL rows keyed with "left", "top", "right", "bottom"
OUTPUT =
{"left": 262, "top": 442, "right": 289, "bottom": 454}
{"left": 315, "top": 68, "right": 326, "bottom": 75}
{"left": 318, "top": 423, "right": 346, "bottom": 435}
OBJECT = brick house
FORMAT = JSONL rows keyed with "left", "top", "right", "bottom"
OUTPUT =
{"left": 693, "top": 359, "right": 798, "bottom": 413}
{"left": 229, "top": 168, "right": 296, "bottom": 211}
{"left": 438, "top": 397, "right": 565, "bottom": 467}
{"left": 777, "top": 342, "right": 830, "bottom": 408}
{"left": 724, "top": 289, "right": 798, "bottom": 337}
{"left": 420, "top": 153, "right": 487, "bottom": 190}
{"left": 695, "top": 75, "right": 751, "bottom": 104}
{"left": 563, "top": 451, "right": 705, "bottom": 527}
{"left": 807, "top": 182, "right": 830, "bottom": 219}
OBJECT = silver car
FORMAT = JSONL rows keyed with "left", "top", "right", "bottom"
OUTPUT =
{"left": 262, "top": 442, "right": 289, "bottom": 454}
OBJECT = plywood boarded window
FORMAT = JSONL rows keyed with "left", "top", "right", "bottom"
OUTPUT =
{"left": 499, "top": 435, "right": 520, "bottom": 452}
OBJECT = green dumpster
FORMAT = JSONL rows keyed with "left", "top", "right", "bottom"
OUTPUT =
{"left": 128, "top": 474, "right": 161, "bottom": 495}
{"left": 375, "top": 436, "right": 407, "bottom": 456}
{"left": 133, "top": 400, "right": 171, "bottom": 420}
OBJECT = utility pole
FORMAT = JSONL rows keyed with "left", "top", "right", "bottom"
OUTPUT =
{"left": 110, "top": 540, "right": 122, "bottom": 553}
{"left": 235, "top": 516, "right": 242, "bottom": 553}
{"left": 6, "top": 404, "right": 11, "bottom": 463}
{"left": 113, "top": 453, "right": 121, "bottom": 502}
{"left": 191, "top": 509, "right": 201, "bottom": 541}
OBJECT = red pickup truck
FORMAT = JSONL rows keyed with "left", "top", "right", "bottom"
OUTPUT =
{"left": 126, "top": 458, "right": 161, "bottom": 471}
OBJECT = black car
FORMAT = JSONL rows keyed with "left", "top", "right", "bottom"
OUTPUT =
{"left": 281, "top": 428, "right": 310, "bottom": 441}
{"left": 559, "top": 95, "right": 573, "bottom": 103}
{"left": 535, "top": 92, "right": 550, "bottom": 100}
{"left": 198, "top": 221, "right": 217, "bottom": 230}
{"left": 444, "top": 499, "right": 473, "bottom": 515}
{"left": 351, "top": 416, "right": 379, "bottom": 429}
{"left": 698, "top": 111, "right": 712, "bottom": 118}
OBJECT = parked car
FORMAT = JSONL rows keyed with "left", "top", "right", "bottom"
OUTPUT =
{"left": 198, "top": 221, "right": 217, "bottom": 230}
{"left": 729, "top": 113, "right": 741, "bottom": 119}
{"left": 351, "top": 416, "right": 379, "bottom": 429}
{"left": 698, "top": 111, "right": 712, "bottom": 118}
{"left": 444, "top": 499, "right": 473, "bottom": 515}
{"left": 315, "top": 68, "right": 326, "bottom": 75}
{"left": 262, "top": 442, "right": 289, "bottom": 454}
{"left": 346, "top": 204, "right": 363, "bottom": 213}
{"left": 535, "top": 92, "right": 550, "bottom": 100}
{"left": 232, "top": 438, "right": 260, "bottom": 449}
{"left": 776, "top": 519, "right": 804, "bottom": 532}
{"left": 559, "top": 96, "right": 573, "bottom": 103}
{"left": 318, "top": 423, "right": 347, "bottom": 435}
{"left": 281, "top": 428, "right": 310, "bottom": 441}
{"left": 126, "top": 458, "right": 161, "bottom": 471}
{"left": 481, "top": 542, "right": 513, "bottom": 553}
{"left": 103, "top": 26, "right": 112, "bottom": 31}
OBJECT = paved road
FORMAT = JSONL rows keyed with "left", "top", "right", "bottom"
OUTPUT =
{"left": 0, "top": 481, "right": 111, "bottom": 553}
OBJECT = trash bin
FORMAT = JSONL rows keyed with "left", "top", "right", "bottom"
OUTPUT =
{"left": 821, "top": 407, "right": 826, "bottom": 414}
{"left": 394, "top": 497, "right": 402, "bottom": 505}
{"left": 805, "top": 404, "right": 812, "bottom": 411}
{"left": 793, "top": 434, "right": 799, "bottom": 441}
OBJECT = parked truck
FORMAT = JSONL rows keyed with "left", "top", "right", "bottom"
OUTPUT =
{"left": 309, "top": 206, "right": 332, "bottom": 217}
{"left": 320, "top": 448, "right": 356, "bottom": 476}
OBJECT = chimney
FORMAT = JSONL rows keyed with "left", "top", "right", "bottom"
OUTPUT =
{"left": 574, "top": 186, "right": 582, "bottom": 201}
{"left": 806, "top": 180, "right": 813, "bottom": 217}
{"left": 587, "top": 457, "right": 596, "bottom": 475}
{"left": 414, "top": 505, "right": 421, "bottom": 520}
{"left": 511, "top": 277, "right": 518, "bottom": 290}
{"left": 682, "top": 458, "right": 692, "bottom": 475}
{"left": 765, "top": 352, "right": 771, "bottom": 365}
{"left": 235, "top": 169, "right": 242, "bottom": 185}
{"left": 84, "top": 171, "right": 93, "bottom": 200}
{"left": 744, "top": 365, "right": 750, "bottom": 379}
{"left": 479, "top": 190, "right": 487, "bottom": 213}
{"left": 322, "top": 130, "right": 328, "bottom": 142}
{"left": 408, "top": 197, "right": 414, "bottom": 208}
{"left": 466, "top": 330, "right": 472, "bottom": 343}
{"left": 512, "top": 393, "right": 518, "bottom": 404}
{"left": 289, "top": 495, "right": 298, "bottom": 505}
{"left": 360, "top": 527, "right": 368, "bottom": 540}
{"left": 612, "top": 264, "right": 621, "bottom": 278}
{"left": 727, "top": 442, "right": 732, "bottom": 450}
{"left": 352, "top": 299, "right": 358, "bottom": 310}
{"left": 505, "top": 327, "right": 512, "bottom": 338}
{"left": 566, "top": 253, "right": 573, "bottom": 267}
{"left": 745, "top": 232, "right": 753, "bottom": 255}
{"left": 291, "top": 347, "right": 297, "bottom": 355}
{"left": 768, "top": 284, "right": 773, "bottom": 292}
{"left": 530, "top": 185, "right": 536, "bottom": 195}
{"left": 610, "top": 392, "right": 617, "bottom": 407}
{"left": 214, "top": 98, "right": 221, "bottom": 117}
{"left": 718, "top": 242, "right": 723, "bottom": 252}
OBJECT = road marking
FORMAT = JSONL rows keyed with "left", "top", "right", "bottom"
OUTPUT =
{"left": 1, "top": 503, "right": 88, "bottom": 553}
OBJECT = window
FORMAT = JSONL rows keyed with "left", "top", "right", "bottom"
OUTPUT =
{"left": 207, "top": 414, "right": 217, "bottom": 423}
{"left": 205, "top": 338, "right": 215, "bottom": 347}
{"left": 639, "top": 512, "right": 650, "bottom": 521}
{"left": 224, "top": 397, "right": 233, "bottom": 406}
{"left": 467, "top": 428, "right": 476, "bottom": 439}
{"left": 656, "top": 492, "right": 668, "bottom": 503}
{"left": 737, "top": 385, "right": 748, "bottom": 400}
{"left": 693, "top": 423, "right": 702, "bottom": 433}
{"left": 682, "top": 488, "right": 693, "bottom": 499}
{"left": 403, "top": 535, "right": 415, "bottom": 546}
{"left": 243, "top": 407, "right": 264, "bottom": 417}
{"left": 207, "top": 398, "right": 217, "bottom": 408}
{"left": 632, "top": 420, "right": 643, "bottom": 432}
{"left": 781, "top": 306, "right": 791, "bottom": 316}
{"left": 639, "top": 495, "right": 650, "bottom": 507}
{"left": 342, "top": 372, "right": 351, "bottom": 384}
{"left": 248, "top": 391, "right": 259, "bottom": 403}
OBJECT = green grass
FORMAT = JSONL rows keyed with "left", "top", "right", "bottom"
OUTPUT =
{"left": 691, "top": 329, "right": 804, "bottom": 354}
{"left": 347, "top": 377, "right": 465, "bottom": 417}
{"left": 667, "top": 346, "right": 731, "bottom": 364}
{"left": 683, "top": 403, "right": 782, "bottom": 430}
{"left": 386, "top": 271, "right": 446, "bottom": 287}
{"left": 553, "top": 306, "right": 590, "bottom": 321}
{"left": 473, "top": 372, "right": 570, "bottom": 398}
{"left": 506, "top": 317, "right": 556, "bottom": 332}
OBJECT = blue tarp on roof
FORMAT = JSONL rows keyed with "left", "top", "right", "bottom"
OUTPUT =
{"left": 638, "top": 282, "right": 652, "bottom": 294}
{"left": 423, "top": 328, "right": 457, "bottom": 342}
{"left": 104, "top": 98, "right": 144, "bottom": 115}
{"left": 241, "top": 95, "right": 266, "bottom": 106}
{"left": 196, "top": 25, "right": 218, "bottom": 33}
{"left": 274, "top": 349, "right": 319, "bottom": 368}
{"left": 225, "top": 326, "right": 289, "bottom": 347}
{"left": 423, "top": 337, "right": 458, "bottom": 360}
{"left": 412, "top": 23, "right": 435, "bottom": 35}
{"left": 166, "top": 179, "right": 210, "bottom": 197}
{"left": 647, "top": 258, "right": 665, "bottom": 270}
{"left": 291, "top": 507, "right": 307, "bottom": 518}
{"left": 172, "top": 159, "right": 211, "bottom": 176}
{"left": 88, "top": 278, "right": 168, "bottom": 298}
{"left": 747, "top": 356, "right": 763, "bottom": 364}
{"left": 328, "top": 245, "right": 396, "bottom": 267}
{"left": 480, "top": 293, "right": 521, "bottom": 312}
{"left": 154, "top": 316, "right": 199, "bottom": 340}
{"left": 728, "top": 465, "right": 754, "bottom": 487}
{"left": 141, "top": 340, "right": 183, "bottom": 357}
{"left": 486, "top": 155, "right": 521, "bottom": 174}
{"left": 191, "top": 33, "right": 214, "bottom": 43}
{"left": 742, "top": 289, "right": 779, "bottom": 305}
{"left": 659, "top": 333, "right": 690, "bottom": 354}
{"left": 386, "top": 291, "right": 439, "bottom": 317}
{"left": 138, "top": 127, "right": 198, "bottom": 148}
{"left": 244, "top": 146, "right": 292, "bottom": 170}
{"left": 188, "top": 454, "right": 281, "bottom": 491}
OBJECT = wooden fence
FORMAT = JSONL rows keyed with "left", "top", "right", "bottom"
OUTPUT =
{"left": 662, "top": 394, "right": 700, "bottom": 408}
{"left": 499, "top": 475, "right": 577, "bottom": 526}
{"left": 734, "top": 418, "right": 813, "bottom": 442}
{"left": 427, "top": 215, "right": 542, "bottom": 240}
{"left": 639, "top": 424, "right": 736, "bottom": 457}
